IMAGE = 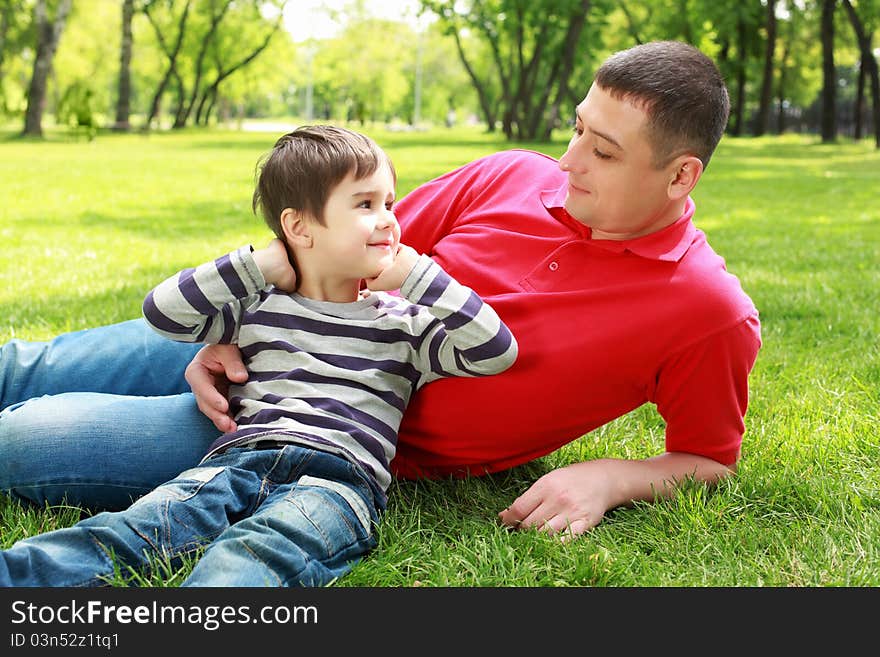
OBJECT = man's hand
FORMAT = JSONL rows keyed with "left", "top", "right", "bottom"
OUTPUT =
{"left": 498, "top": 453, "right": 735, "bottom": 540}
{"left": 184, "top": 343, "right": 249, "bottom": 433}
{"left": 498, "top": 461, "right": 615, "bottom": 540}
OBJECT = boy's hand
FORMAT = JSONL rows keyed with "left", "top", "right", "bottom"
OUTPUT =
{"left": 365, "top": 244, "right": 419, "bottom": 292}
{"left": 253, "top": 238, "right": 297, "bottom": 291}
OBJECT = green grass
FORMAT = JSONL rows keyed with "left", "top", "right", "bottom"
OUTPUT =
{"left": 0, "top": 126, "right": 878, "bottom": 586}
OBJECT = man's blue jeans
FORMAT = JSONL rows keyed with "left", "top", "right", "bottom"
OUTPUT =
{"left": 0, "top": 445, "right": 383, "bottom": 587}
{"left": 0, "top": 320, "right": 218, "bottom": 509}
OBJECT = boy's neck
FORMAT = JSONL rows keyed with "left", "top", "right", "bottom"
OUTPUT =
{"left": 295, "top": 277, "right": 363, "bottom": 303}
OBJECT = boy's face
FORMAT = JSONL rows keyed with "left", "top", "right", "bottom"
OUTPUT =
{"left": 559, "top": 83, "right": 686, "bottom": 240}
{"left": 311, "top": 161, "right": 400, "bottom": 282}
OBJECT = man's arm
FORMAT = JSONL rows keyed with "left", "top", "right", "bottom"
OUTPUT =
{"left": 498, "top": 451, "right": 735, "bottom": 539}
{"left": 184, "top": 343, "right": 249, "bottom": 433}
{"left": 501, "top": 316, "right": 759, "bottom": 539}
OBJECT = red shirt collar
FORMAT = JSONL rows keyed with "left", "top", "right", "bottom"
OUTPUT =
{"left": 540, "top": 185, "right": 697, "bottom": 263}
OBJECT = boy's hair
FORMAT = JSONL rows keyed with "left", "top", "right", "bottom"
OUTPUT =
{"left": 253, "top": 125, "right": 396, "bottom": 238}
{"left": 594, "top": 41, "right": 730, "bottom": 169}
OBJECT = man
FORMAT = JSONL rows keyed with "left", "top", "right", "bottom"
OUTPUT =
{"left": 0, "top": 41, "right": 760, "bottom": 539}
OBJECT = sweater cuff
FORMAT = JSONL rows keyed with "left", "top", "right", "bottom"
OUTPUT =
{"left": 398, "top": 253, "right": 436, "bottom": 299}
{"left": 230, "top": 245, "right": 267, "bottom": 293}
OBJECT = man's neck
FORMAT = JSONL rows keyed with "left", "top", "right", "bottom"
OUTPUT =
{"left": 591, "top": 198, "right": 688, "bottom": 241}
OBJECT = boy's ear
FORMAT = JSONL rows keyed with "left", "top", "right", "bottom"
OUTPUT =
{"left": 280, "top": 208, "right": 313, "bottom": 248}
{"left": 667, "top": 155, "right": 703, "bottom": 201}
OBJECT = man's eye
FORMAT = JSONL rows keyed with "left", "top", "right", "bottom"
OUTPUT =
{"left": 593, "top": 148, "right": 612, "bottom": 160}
{"left": 358, "top": 200, "right": 372, "bottom": 209}
{"left": 572, "top": 126, "right": 584, "bottom": 137}
{"left": 385, "top": 201, "right": 394, "bottom": 211}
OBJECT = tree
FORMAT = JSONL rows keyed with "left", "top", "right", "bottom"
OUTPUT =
{"left": 422, "top": 0, "right": 599, "bottom": 140}
{"left": 138, "top": 0, "right": 286, "bottom": 129}
{"left": 172, "top": 0, "right": 232, "bottom": 128}
{"left": 112, "top": 0, "right": 135, "bottom": 130}
{"left": 821, "top": 0, "right": 838, "bottom": 142}
{"left": 725, "top": 2, "right": 765, "bottom": 136}
{"left": 192, "top": 5, "right": 284, "bottom": 126}
{"left": 842, "top": 0, "right": 879, "bottom": 147}
{"left": 22, "top": 0, "right": 72, "bottom": 136}
{"left": 775, "top": 1, "right": 798, "bottom": 133}
{"left": 0, "top": 0, "right": 15, "bottom": 114}
{"left": 754, "top": 0, "right": 778, "bottom": 136}
{"left": 143, "top": 0, "right": 191, "bottom": 130}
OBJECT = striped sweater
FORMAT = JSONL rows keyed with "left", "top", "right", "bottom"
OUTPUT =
{"left": 143, "top": 246, "right": 517, "bottom": 492}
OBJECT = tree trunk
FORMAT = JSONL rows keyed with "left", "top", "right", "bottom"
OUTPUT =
{"left": 482, "top": 25, "right": 511, "bottom": 137}
{"left": 449, "top": 25, "right": 497, "bottom": 132}
{"left": 196, "top": 17, "right": 281, "bottom": 125}
{"left": 754, "top": 0, "right": 777, "bottom": 136}
{"left": 177, "top": 0, "right": 233, "bottom": 128}
{"left": 23, "top": 0, "right": 73, "bottom": 137}
{"left": 0, "top": 3, "right": 10, "bottom": 113}
{"left": 868, "top": 56, "right": 880, "bottom": 149}
{"left": 842, "top": 0, "right": 880, "bottom": 148}
{"left": 113, "top": 0, "right": 134, "bottom": 131}
{"left": 195, "top": 88, "right": 210, "bottom": 125}
{"left": 820, "top": 0, "right": 837, "bottom": 143}
{"left": 731, "top": 17, "right": 747, "bottom": 137}
{"left": 854, "top": 54, "right": 866, "bottom": 140}
{"left": 171, "top": 70, "right": 187, "bottom": 128}
{"left": 202, "top": 87, "right": 218, "bottom": 125}
{"left": 0, "top": 5, "right": 10, "bottom": 115}
{"left": 144, "top": 0, "right": 192, "bottom": 130}
{"left": 541, "top": 0, "right": 591, "bottom": 140}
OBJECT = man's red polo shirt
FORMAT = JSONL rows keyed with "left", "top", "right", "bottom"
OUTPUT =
{"left": 391, "top": 149, "right": 761, "bottom": 478}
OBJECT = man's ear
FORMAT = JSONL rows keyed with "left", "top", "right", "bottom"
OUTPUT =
{"left": 280, "top": 208, "right": 313, "bottom": 248}
{"left": 667, "top": 155, "right": 703, "bottom": 201}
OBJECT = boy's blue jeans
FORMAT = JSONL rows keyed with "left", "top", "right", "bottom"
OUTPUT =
{"left": 0, "top": 320, "right": 219, "bottom": 509}
{"left": 0, "top": 444, "right": 383, "bottom": 587}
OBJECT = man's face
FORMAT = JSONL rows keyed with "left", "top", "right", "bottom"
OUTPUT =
{"left": 559, "top": 83, "right": 684, "bottom": 240}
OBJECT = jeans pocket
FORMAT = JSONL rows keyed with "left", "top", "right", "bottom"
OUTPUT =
{"left": 131, "top": 465, "right": 226, "bottom": 506}
{"left": 297, "top": 475, "right": 373, "bottom": 536}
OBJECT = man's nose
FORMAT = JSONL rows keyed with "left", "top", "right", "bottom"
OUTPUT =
{"left": 559, "top": 142, "right": 586, "bottom": 174}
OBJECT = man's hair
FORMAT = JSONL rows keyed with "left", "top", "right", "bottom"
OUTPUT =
{"left": 253, "top": 125, "right": 396, "bottom": 237}
{"left": 594, "top": 41, "right": 730, "bottom": 169}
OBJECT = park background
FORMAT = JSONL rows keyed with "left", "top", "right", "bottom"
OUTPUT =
{"left": 0, "top": 0, "right": 877, "bottom": 586}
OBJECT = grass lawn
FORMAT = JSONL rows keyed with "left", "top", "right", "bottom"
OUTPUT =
{"left": 0, "top": 125, "right": 877, "bottom": 586}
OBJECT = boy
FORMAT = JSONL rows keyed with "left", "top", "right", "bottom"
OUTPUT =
{"left": 0, "top": 125, "right": 517, "bottom": 587}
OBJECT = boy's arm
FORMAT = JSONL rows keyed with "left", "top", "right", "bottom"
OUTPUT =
{"left": 142, "top": 245, "right": 267, "bottom": 344}
{"left": 386, "top": 247, "right": 517, "bottom": 380}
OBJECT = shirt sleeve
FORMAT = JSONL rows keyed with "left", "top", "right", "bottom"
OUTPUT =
{"left": 652, "top": 314, "right": 761, "bottom": 465}
{"left": 398, "top": 254, "right": 518, "bottom": 386}
{"left": 142, "top": 246, "right": 265, "bottom": 345}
